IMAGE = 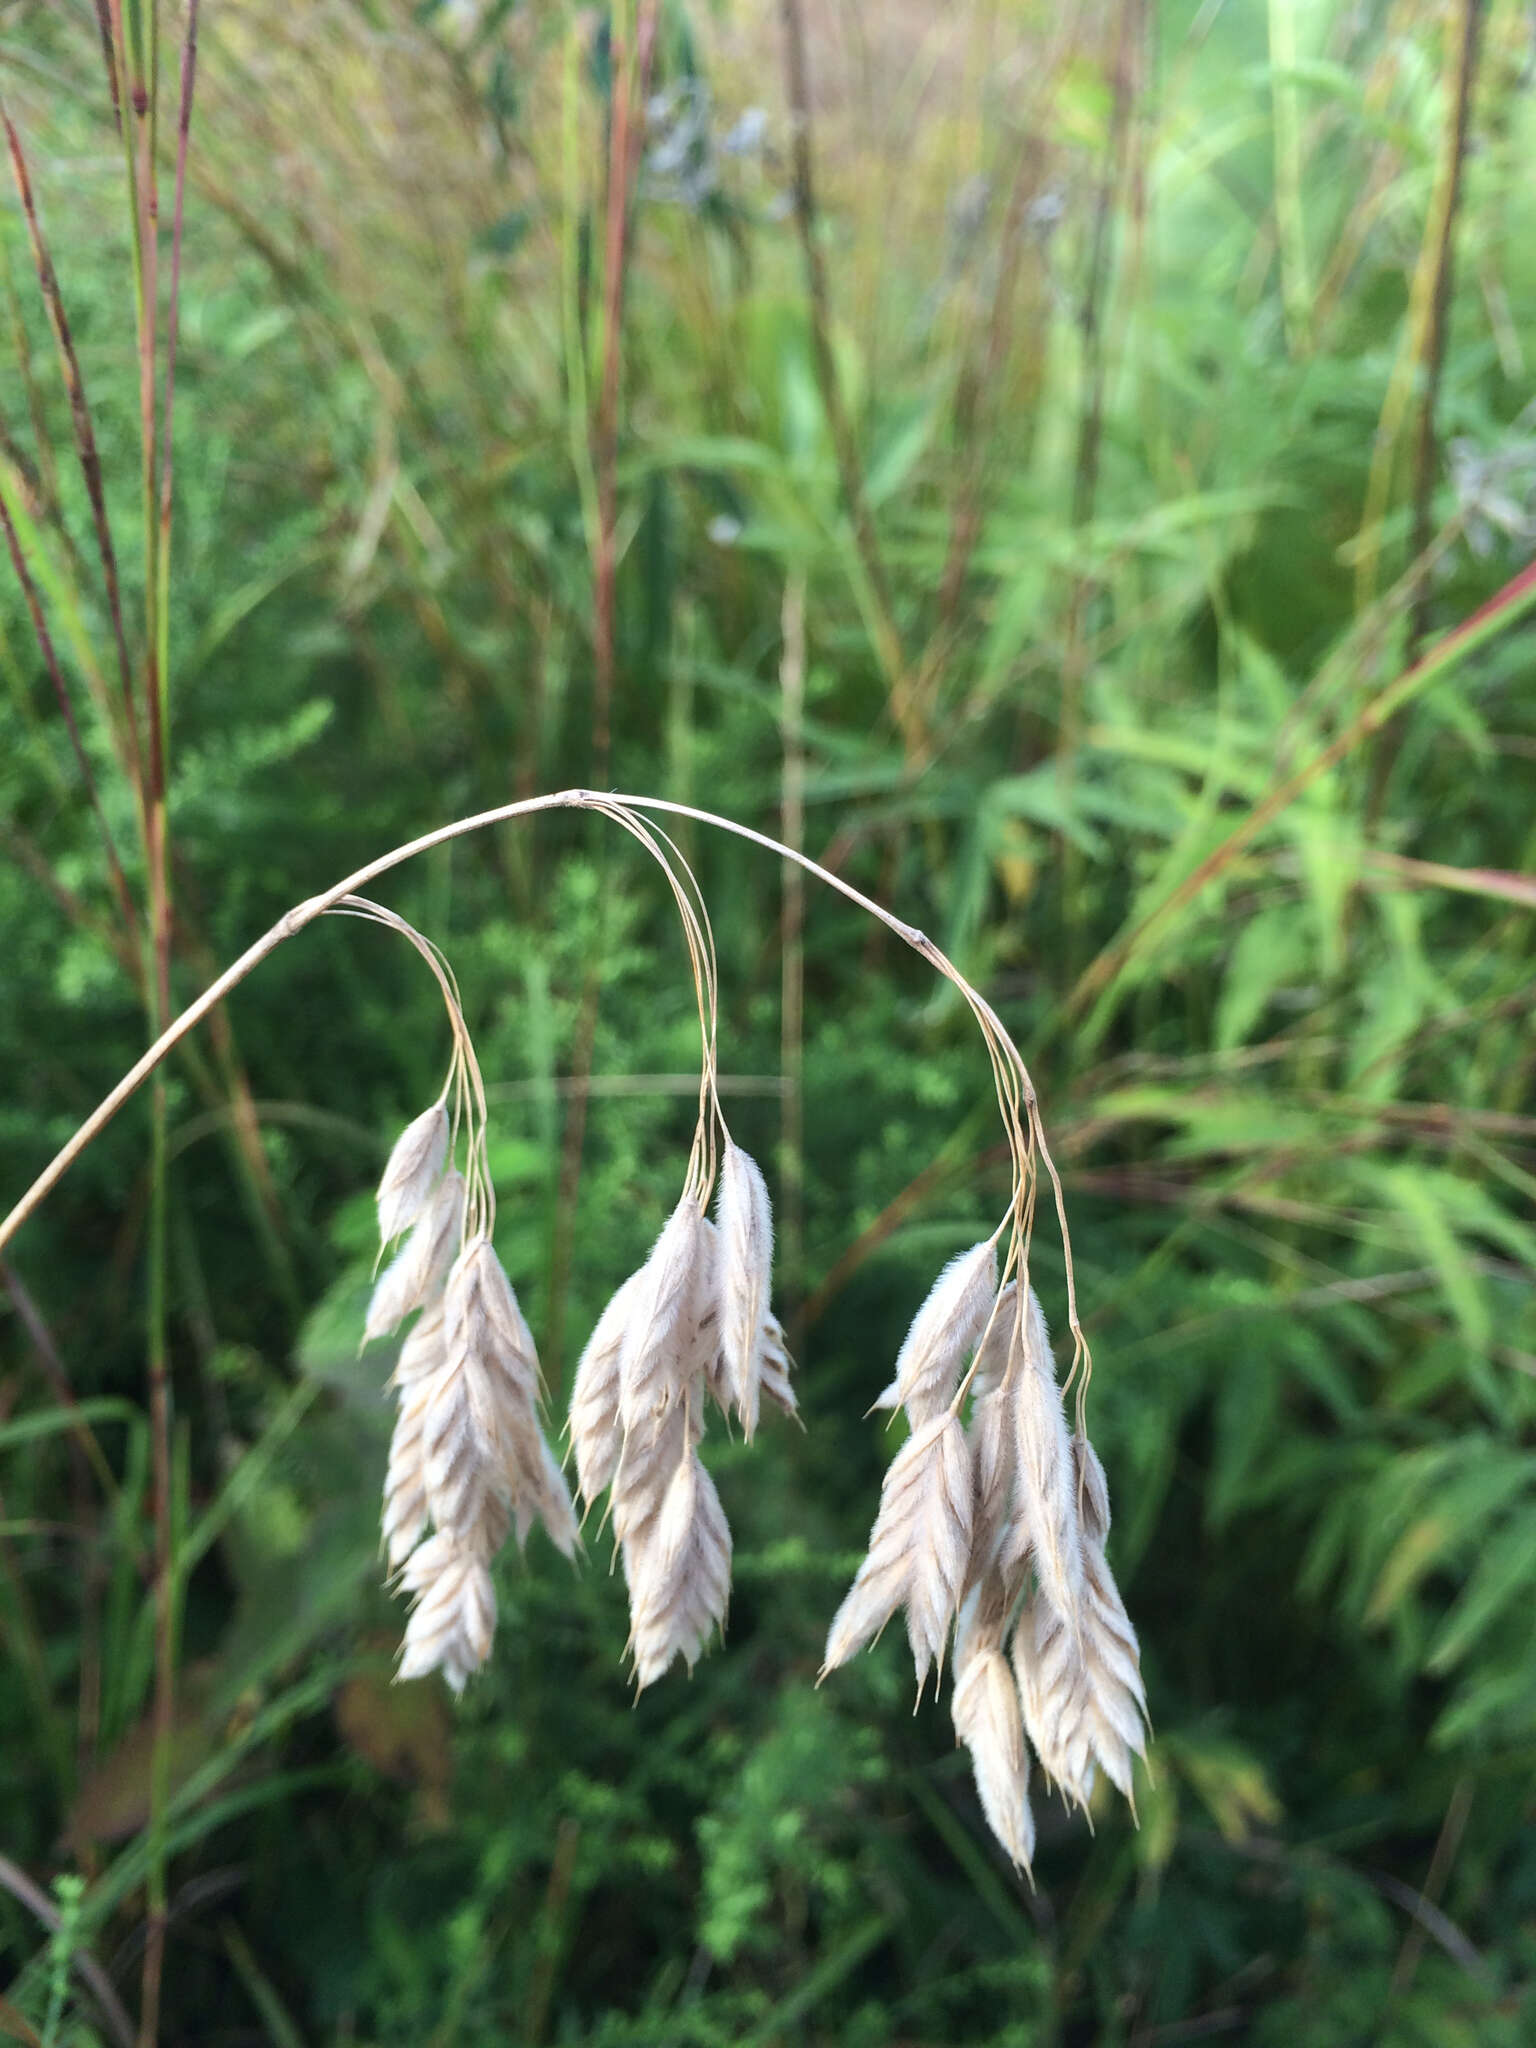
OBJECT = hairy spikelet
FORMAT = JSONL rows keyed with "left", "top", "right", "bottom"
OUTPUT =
{"left": 1013, "top": 1589, "right": 1094, "bottom": 1806}
{"left": 390, "top": 1300, "right": 446, "bottom": 1390}
{"left": 377, "top": 1103, "right": 449, "bottom": 1244}
{"left": 456, "top": 1236, "right": 539, "bottom": 1376}
{"left": 952, "top": 1637, "right": 1034, "bottom": 1870}
{"left": 716, "top": 1144, "right": 774, "bottom": 1438}
{"left": 872, "top": 1241, "right": 997, "bottom": 1424}
{"left": 366, "top": 1169, "right": 464, "bottom": 1342}
{"left": 618, "top": 1197, "right": 704, "bottom": 1434}
{"left": 1010, "top": 1290, "right": 1083, "bottom": 1623}
{"left": 968, "top": 1281, "right": 1017, "bottom": 1403}
{"left": 611, "top": 1395, "right": 702, "bottom": 1555}
{"left": 686, "top": 1217, "right": 724, "bottom": 1383}
{"left": 1013, "top": 1537, "right": 1146, "bottom": 1807}
{"left": 1074, "top": 1431, "right": 1112, "bottom": 1543}
{"left": 397, "top": 1533, "right": 496, "bottom": 1694}
{"left": 1077, "top": 1546, "right": 1147, "bottom": 1797}
{"left": 422, "top": 1243, "right": 503, "bottom": 1545}
{"left": 629, "top": 1448, "right": 732, "bottom": 1686}
{"left": 823, "top": 1412, "right": 973, "bottom": 1684}
{"left": 1072, "top": 1437, "right": 1148, "bottom": 1797}
{"left": 759, "top": 1313, "right": 799, "bottom": 1421}
{"left": 905, "top": 1418, "right": 975, "bottom": 1686}
{"left": 461, "top": 1239, "right": 579, "bottom": 1558}
{"left": 382, "top": 1376, "right": 432, "bottom": 1569}
{"left": 965, "top": 1290, "right": 1020, "bottom": 1590}
{"left": 513, "top": 1436, "right": 582, "bottom": 1560}
{"left": 569, "top": 1270, "right": 643, "bottom": 1507}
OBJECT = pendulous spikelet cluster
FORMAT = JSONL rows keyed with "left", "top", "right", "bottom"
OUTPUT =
{"left": 356, "top": 898, "right": 577, "bottom": 1694}
{"left": 568, "top": 1142, "right": 796, "bottom": 1688}
{"left": 824, "top": 1258, "right": 1147, "bottom": 1870}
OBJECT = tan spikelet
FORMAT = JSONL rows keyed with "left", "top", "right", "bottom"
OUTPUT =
{"left": 618, "top": 1197, "right": 704, "bottom": 1434}
{"left": 1013, "top": 1533, "right": 1146, "bottom": 1808}
{"left": 952, "top": 1638, "right": 1035, "bottom": 1870}
{"left": 686, "top": 1218, "right": 725, "bottom": 1385}
{"left": 455, "top": 1239, "right": 579, "bottom": 1559}
{"left": 377, "top": 1103, "right": 449, "bottom": 1244}
{"left": 715, "top": 1144, "right": 774, "bottom": 1439}
{"left": 1013, "top": 1589, "right": 1095, "bottom": 1806}
{"left": 965, "top": 1292, "right": 1020, "bottom": 1590}
{"left": 629, "top": 1447, "right": 732, "bottom": 1686}
{"left": 366, "top": 1169, "right": 464, "bottom": 1342}
{"left": 382, "top": 1376, "right": 432, "bottom": 1569}
{"left": 1073, "top": 1436, "right": 1148, "bottom": 1796}
{"left": 569, "top": 1270, "right": 643, "bottom": 1506}
{"left": 968, "top": 1282, "right": 1017, "bottom": 1403}
{"left": 1010, "top": 1290, "right": 1084, "bottom": 1624}
{"left": 904, "top": 1417, "right": 975, "bottom": 1687}
{"left": 421, "top": 1245, "right": 503, "bottom": 1546}
{"left": 390, "top": 1300, "right": 446, "bottom": 1389}
{"left": 759, "top": 1313, "right": 799, "bottom": 1423}
{"left": 397, "top": 1532, "right": 496, "bottom": 1694}
{"left": 871, "top": 1242, "right": 998, "bottom": 1424}
{"left": 822, "top": 1412, "right": 973, "bottom": 1682}
{"left": 611, "top": 1395, "right": 702, "bottom": 1554}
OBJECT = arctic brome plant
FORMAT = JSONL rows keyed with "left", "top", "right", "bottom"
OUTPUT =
{"left": 1, "top": 788, "right": 1146, "bottom": 1873}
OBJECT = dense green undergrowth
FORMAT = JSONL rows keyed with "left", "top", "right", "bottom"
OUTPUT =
{"left": 2, "top": 0, "right": 1535, "bottom": 2040}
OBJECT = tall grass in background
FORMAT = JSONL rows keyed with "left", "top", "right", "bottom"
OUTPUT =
{"left": 0, "top": 0, "right": 1534, "bottom": 2040}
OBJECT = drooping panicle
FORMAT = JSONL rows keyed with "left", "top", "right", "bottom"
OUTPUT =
{"left": 563, "top": 1187, "right": 746, "bottom": 1692}
{"left": 715, "top": 1143, "right": 774, "bottom": 1438}
{"left": 377, "top": 1103, "right": 450, "bottom": 1244}
{"left": 384, "top": 1228, "right": 578, "bottom": 1693}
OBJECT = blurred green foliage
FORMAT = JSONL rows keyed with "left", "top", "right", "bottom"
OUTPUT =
{"left": 2, "top": 0, "right": 1536, "bottom": 2041}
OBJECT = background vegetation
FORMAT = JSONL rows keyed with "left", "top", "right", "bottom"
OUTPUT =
{"left": 2, "top": 0, "right": 1535, "bottom": 2040}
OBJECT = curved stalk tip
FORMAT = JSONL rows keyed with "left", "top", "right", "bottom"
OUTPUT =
{"left": 0, "top": 789, "right": 1088, "bottom": 1381}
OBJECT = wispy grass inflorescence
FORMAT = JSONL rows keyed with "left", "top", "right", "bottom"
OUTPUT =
{"left": 347, "top": 895, "right": 577, "bottom": 1693}
{"left": 3, "top": 789, "right": 1144, "bottom": 1871}
{"left": 826, "top": 1267, "right": 1147, "bottom": 1869}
